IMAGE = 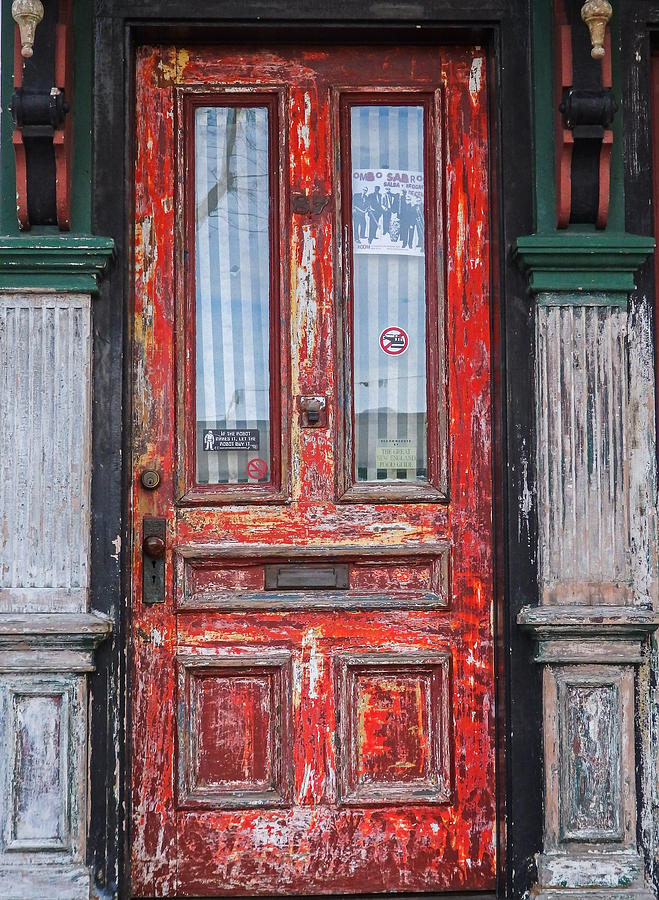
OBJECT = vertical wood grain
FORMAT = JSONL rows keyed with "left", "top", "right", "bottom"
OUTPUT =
{"left": 536, "top": 300, "right": 631, "bottom": 603}
{"left": 0, "top": 293, "right": 91, "bottom": 613}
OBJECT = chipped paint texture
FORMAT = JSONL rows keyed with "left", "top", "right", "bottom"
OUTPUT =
{"left": 0, "top": 673, "right": 91, "bottom": 898}
{"left": 132, "top": 45, "right": 495, "bottom": 896}
{"left": 0, "top": 287, "right": 108, "bottom": 897}
{"left": 521, "top": 288, "right": 658, "bottom": 898}
{"left": 536, "top": 302, "right": 631, "bottom": 604}
{"left": 0, "top": 293, "right": 91, "bottom": 614}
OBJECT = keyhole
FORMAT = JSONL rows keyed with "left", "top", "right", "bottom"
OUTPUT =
{"left": 151, "top": 558, "right": 157, "bottom": 585}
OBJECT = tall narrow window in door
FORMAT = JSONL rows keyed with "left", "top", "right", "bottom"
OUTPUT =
{"left": 342, "top": 97, "right": 444, "bottom": 497}
{"left": 194, "top": 103, "right": 274, "bottom": 486}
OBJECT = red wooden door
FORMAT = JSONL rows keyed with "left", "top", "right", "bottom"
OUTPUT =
{"left": 132, "top": 43, "right": 494, "bottom": 897}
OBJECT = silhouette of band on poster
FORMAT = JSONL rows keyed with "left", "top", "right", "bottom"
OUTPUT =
{"left": 352, "top": 169, "right": 425, "bottom": 256}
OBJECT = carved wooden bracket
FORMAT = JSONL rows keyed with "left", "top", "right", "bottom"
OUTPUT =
{"left": 555, "top": 3, "right": 614, "bottom": 229}
{"left": 12, "top": 0, "right": 73, "bottom": 230}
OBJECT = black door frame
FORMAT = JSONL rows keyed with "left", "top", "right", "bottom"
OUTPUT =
{"left": 89, "top": 3, "right": 540, "bottom": 897}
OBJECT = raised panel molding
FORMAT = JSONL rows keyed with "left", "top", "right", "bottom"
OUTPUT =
{"left": 0, "top": 673, "right": 89, "bottom": 899}
{"left": 177, "top": 650, "right": 293, "bottom": 809}
{"left": 335, "top": 651, "right": 451, "bottom": 805}
{"left": 558, "top": 676, "right": 622, "bottom": 842}
{"left": 8, "top": 689, "right": 70, "bottom": 851}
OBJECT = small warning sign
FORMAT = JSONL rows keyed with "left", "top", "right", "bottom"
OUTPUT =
{"left": 379, "top": 326, "right": 409, "bottom": 356}
{"left": 246, "top": 458, "right": 268, "bottom": 480}
{"left": 202, "top": 429, "right": 260, "bottom": 451}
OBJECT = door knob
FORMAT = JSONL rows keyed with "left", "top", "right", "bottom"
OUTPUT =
{"left": 143, "top": 534, "right": 165, "bottom": 558}
{"left": 142, "top": 517, "right": 166, "bottom": 604}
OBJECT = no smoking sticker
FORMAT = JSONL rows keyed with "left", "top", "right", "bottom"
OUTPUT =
{"left": 379, "top": 326, "right": 409, "bottom": 355}
{"left": 246, "top": 458, "right": 268, "bottom": 481}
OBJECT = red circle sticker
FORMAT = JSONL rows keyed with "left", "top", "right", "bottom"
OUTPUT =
{"left": 246, "top": 458, "right": 268, "bottom": 481}
{"left": 379, "top": 325, "right": 409, "bottom": 356}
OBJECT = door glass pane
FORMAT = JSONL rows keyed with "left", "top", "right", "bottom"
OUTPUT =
{"left": 194, "top": 106, "right": 271, "bottom": 485}
{"left": 350, "top": 105, "right": 428, "bottom": 482}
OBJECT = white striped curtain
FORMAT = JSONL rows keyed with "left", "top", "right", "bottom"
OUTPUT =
{"left": 194, "top": 106, "right": 271, "bottom": 484}
{"left": 351, "top": 106, "right": 428, "bottom": 482}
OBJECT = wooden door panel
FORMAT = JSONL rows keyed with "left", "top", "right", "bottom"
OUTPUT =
{"left": 132, "top": 43, "right": 494, "bottom": 897}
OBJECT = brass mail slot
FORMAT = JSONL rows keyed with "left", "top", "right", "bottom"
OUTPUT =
{"left": 264, "top": 564, "right": 350, "bottom": 591}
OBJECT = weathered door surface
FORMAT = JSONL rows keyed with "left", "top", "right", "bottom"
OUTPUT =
{"left": 132, "top": 43, "right": 494, "bottom": 896}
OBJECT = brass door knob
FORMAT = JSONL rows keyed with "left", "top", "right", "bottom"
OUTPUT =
{"left": 143, "top": 535, "right": 165, "bottom": 558}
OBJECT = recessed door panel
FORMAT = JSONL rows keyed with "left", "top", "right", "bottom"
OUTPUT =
{"left": 132, "top": 43, "right": 494, "bottom": 896}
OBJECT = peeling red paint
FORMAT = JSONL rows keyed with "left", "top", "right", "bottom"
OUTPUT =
{"left": 132, "top": 44, "right": 494, "bottom": 896}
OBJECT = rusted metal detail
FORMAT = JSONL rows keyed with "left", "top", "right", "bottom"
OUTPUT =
{"left": 132, "top": 44, "right": 494, "bottom": 896}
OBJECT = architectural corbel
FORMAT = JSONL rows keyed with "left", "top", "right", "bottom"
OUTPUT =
{"left": 556, "top": 1, "right": 616, "bottom": 228}
{"left": 10, "top": 0, "right": 74, "bottom": 229}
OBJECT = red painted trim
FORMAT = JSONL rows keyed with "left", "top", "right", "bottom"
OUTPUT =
{"left": 596, "top": 30, "right": 613, "bottom": 230}
{"left": 555, "top": 21, "right": 573, "bottom": 229}
{"left": 54, "top": 0, "right": 73, "bottom": 230}
{"left": 13, "top": 27, "right": 28, "bottom": 229}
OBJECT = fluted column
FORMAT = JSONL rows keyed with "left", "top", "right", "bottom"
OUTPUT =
{"left": 516, "top": 236, "right": 658, "bottom": 899}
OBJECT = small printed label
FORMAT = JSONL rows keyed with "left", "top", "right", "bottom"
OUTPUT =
{"left": 202, "top": 429, "right": 260, "bottom": 451}
{"left": 375, "top": 439, "right": 417, "bottom": 470}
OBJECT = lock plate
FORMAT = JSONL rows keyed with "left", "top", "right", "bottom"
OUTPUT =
{"left": 298, "top": 395, "right": 327, "bottom": 427}
{"left": 143, "top": 517, "right": 166, "bottom": 604}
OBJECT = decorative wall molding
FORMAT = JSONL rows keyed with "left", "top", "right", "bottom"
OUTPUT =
{"left": 514, "top": 233, "right": 654, "bottom": 294}
{"left": 0, "top": 236, "right": 114, "bottom": 293}
{"left": 517, "top": 265, "right": 657, "bottom": 896}
{"left": 0, "top": 289, "right": 111, "bottom": 898}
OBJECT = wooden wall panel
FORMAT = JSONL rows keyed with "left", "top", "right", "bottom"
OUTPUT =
{"left": 0, "top": 672, "right": 90, "bottom": 898}
{"left": 536, "top": 301, "right": 630, "bottom": 604}
{"left": 559, "top": 678, "right": 621, "bottom": 841}
{"left": 0, "top": 288, "right": 108, "bottom": 898}
{"left": 0, "top": 293, "right": 91, "bottom": 613}
{"left": 9, "top": 690, "right": 69, "bottom": 850}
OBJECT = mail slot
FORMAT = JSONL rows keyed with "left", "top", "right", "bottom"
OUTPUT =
{"left": 264, "top": 564, "right": 350, "bottom": 590}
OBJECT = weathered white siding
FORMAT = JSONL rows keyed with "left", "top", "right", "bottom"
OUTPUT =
{"left": 520, "top": 292, "right": 658, "bottom": 899}
{"left": 536, "top": 301, "right": 631, "bottom": 603}
{"left": 0, "top": 292, "right": 109, "bottom": 900}
{"left": 0, "top": 295, "right": 91, "bottom": 613}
